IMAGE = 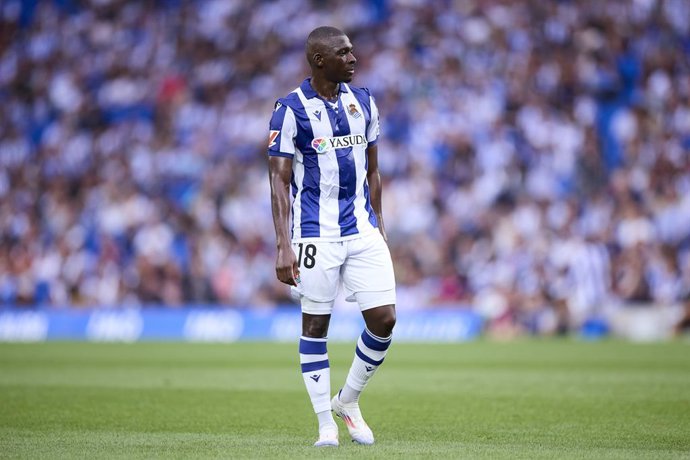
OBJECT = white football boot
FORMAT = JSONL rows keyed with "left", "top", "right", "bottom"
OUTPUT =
{"left": 313, "top": 424, "right": 339, "bottom": 447}
{"left": 331, "top": 391, "right": 375, "bottom": 445}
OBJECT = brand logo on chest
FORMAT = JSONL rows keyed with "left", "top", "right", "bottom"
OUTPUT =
{"left": 311, "top": 134, "right": 367, "bottom": 154}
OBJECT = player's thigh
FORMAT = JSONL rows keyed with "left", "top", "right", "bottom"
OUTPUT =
{"left": 291, "top": 240, "right": 344, "bottom": 303}
{"left": 341, "top": 233, "right": 396, "bottom": 308}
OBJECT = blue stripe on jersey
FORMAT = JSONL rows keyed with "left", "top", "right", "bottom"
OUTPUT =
{"left": 288, "top": 94, "right": 321, "bottom": 238}
{"left": 299, "top": 338, "right": 327, "bottom": 354}
{"left": 362, "top": 150, "right": 378, "bottom": 228}
{"left": 363, "top": 182, "right": 378, "bottom": 228}
{"left": 300, "top": 154, "right": 321, "bottom": 238}
{"left": 323, "top": 99, "right": 358, "bottom": 237}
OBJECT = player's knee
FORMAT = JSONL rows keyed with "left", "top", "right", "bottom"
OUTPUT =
{"left": 380, "top": 308, "right": 396, "bottom": 335}
{"left": 364, "top": 305, "right": 396, "bottom": 337}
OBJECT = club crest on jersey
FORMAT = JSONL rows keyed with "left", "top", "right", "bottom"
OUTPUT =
{"left": 348, "top": 104, "right": 362, "bottom": 118}
{"left": 268, "top": 130, "right": 279, "bottom": 148}
{"left": 311, "top": 134, "right": 367, "bottom": 154}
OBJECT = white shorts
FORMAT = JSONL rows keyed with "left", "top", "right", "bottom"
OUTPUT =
{"left": 291, "top": 232, "right": 396, "bottom": 315}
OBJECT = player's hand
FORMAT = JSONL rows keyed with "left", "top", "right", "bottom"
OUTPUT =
{"left": 275, "top": 245, "right": 300, "bottom": 286}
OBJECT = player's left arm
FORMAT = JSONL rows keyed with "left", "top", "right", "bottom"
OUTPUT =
{"left": 365, "top": 91, "right": 387, "bottom": 242}
{"left": 366, "top": 144, "right": 388, "bottom": 242}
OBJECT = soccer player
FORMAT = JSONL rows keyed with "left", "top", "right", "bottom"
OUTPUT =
{"left": 267, "top": 26, "right": 396, "bottom": 447}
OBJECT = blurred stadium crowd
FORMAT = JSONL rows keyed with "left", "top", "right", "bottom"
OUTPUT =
{"left": 1, "top": 0, "right": 689, "bottom": 334}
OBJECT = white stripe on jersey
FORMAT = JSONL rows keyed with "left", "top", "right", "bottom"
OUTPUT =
{"left": 279, "top": 107, "right": 297, "bottom": 154}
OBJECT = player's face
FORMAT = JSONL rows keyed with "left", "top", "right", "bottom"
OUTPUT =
{"left": 322, "top": 35, "right": 356, "bottom": 83}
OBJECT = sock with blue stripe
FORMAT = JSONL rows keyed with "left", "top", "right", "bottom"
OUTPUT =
{"left": 339, "top": 328, "right": 392, "bottom": 404}
{"left": 299, "top": 336, "right": 336, "bottom": 428}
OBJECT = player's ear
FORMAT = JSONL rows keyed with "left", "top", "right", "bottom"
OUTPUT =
{"left": 312, "top": 53, "right": 323, "bottom": 67}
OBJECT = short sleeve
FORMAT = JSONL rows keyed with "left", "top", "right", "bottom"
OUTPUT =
{"left": 267, "top": 101, "right": 297, "bottom": 158}
{"left": 366, "top": 95, "right": 380, "bottom": 147}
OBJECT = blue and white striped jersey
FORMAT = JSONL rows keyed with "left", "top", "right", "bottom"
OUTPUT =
{"left": 268, "top": 78, "right": 380, "bottom": 242}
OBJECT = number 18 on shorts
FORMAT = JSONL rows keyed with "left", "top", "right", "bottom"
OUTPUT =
{"left": 290, "top": 232, "right": 396, "bottom": 313}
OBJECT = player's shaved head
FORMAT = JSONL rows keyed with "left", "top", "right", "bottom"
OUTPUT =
{"left": 306, "top": 26, "right": 346, "bottom": 67}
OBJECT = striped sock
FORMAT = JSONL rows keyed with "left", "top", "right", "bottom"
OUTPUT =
{"left": 340, "top": 328, "right": 392, "bottom": 403}
{"left": 299, "top": 336, "right": 333, "bottom": 414}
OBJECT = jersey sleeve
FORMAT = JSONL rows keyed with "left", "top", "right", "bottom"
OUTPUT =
{"left": 366, "top": 94, "right": 380, "bottom": 147}
{"left": 267, "top": 100, "right": 296, "bottom": 158}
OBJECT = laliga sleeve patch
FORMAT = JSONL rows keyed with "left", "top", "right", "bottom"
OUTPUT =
{"left": 268, "top": 130, "right": 279, "bottom": 148}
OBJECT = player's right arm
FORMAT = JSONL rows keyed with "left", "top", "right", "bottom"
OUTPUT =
{"left": 269, "top": 155, "right": 299, "bottom": 286}
{"left": 267, "top": 100, "right": 299, "bottom": 286}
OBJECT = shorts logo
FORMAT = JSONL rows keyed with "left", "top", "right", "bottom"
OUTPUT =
{"left": 268, "top": 130, "right": 279, "bottom": 148}
{"left": 311, "top": 134, "right": 367, "bottom": 154}
{"left": 348, "top": 104, "right": 362, "bottom": 118}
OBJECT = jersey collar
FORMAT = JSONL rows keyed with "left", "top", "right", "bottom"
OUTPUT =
{"left": 300, "top": 78, "right": 349, "bottom": 99}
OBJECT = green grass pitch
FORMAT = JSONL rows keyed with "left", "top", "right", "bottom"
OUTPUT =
{"left": 1, "top": 340, "right": 689, "bottom": 459}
